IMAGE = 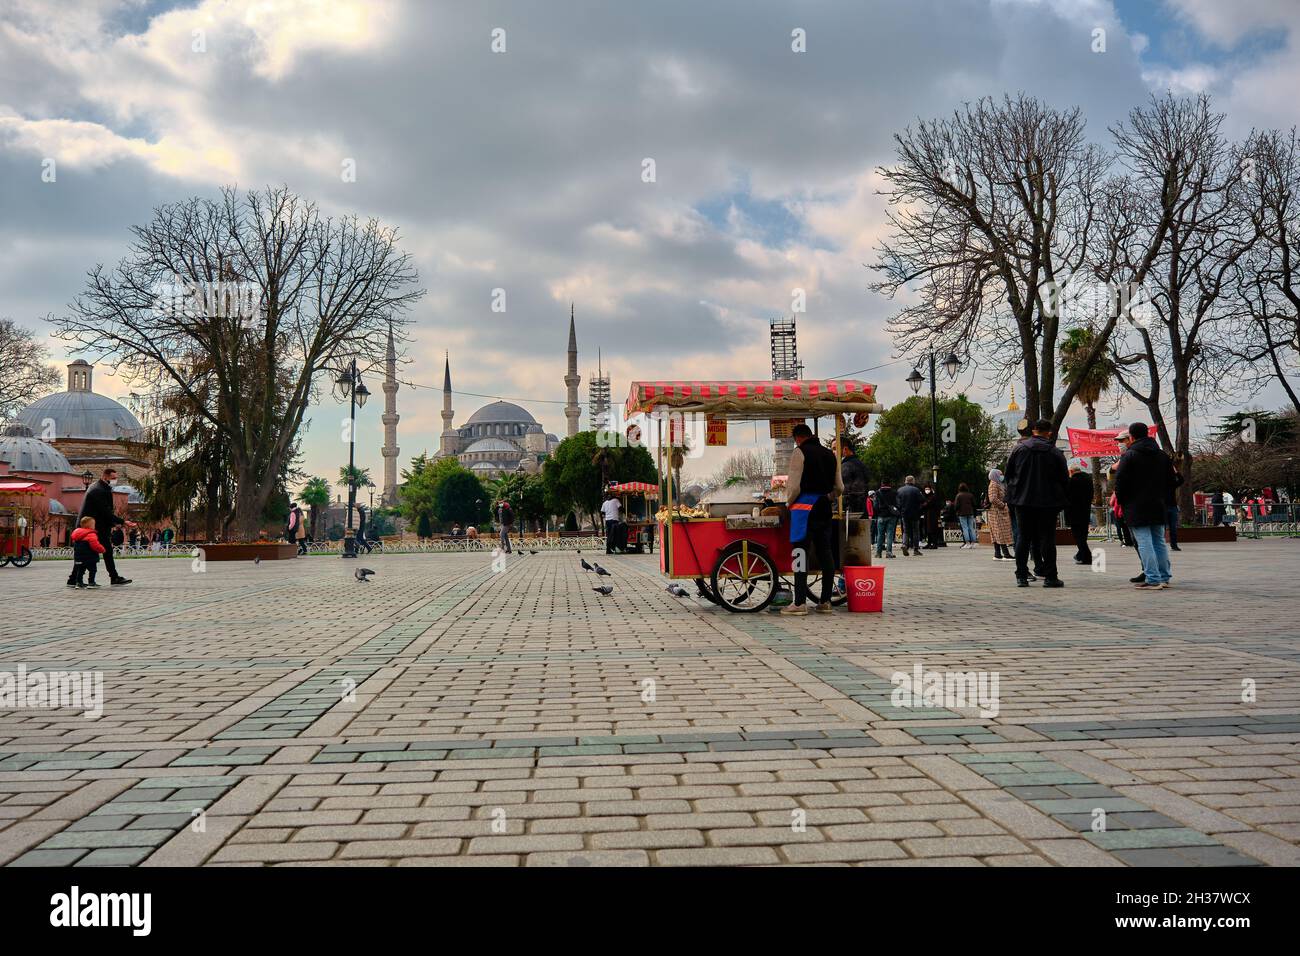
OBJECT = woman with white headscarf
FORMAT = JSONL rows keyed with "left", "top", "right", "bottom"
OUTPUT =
{"left": 986, "top": 468, "right": 1013, "bottom": 560}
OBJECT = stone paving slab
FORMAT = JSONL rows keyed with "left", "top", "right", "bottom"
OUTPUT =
{"left": 1, "top": 541, "right": 1297, "bottom": 865}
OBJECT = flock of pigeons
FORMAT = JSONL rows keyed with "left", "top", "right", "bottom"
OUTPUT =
{"left": 347, "top": 549, "right": 694, "bottom": 603}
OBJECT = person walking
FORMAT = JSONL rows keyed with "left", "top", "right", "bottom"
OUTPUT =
{"left": 287, "top": 503, "right": 308, "bottom": 555}
{"left": 986, "top": 469, "right": 1013, "bottom": 560}
{"left": 1065, "top": 463, "right": 1094, "bottom": 565}
{"left": 953, "top": 483, "right": 978, "bottom": 548}
{"left": 77, "top": 467, "right": 133, "bottom": 586}
{"left": 496, "top": 499, "right": 514, "bottom": 554}
{"left": 601, "top": 492, "right": 621, "bottom": 554}
{"left": 781, "top": 423, "right": 843, "bottom": 615}
{"left": 128, "top": 527, "right": 139, "bottom": 551}
{"left": 922, "top": 484, "right": 943, "bottom": 549}
{"left": 1115, "top": 422, "right": 1177, "bottom": 590}
{"left": 67, "top": 516, "right": 106, "bottom": 589}
{"left": 873, "top": 478, "right": 899, "bottom": 559}
{"left": 840, "top": 438, "right": 869, "bottom": 517}
{"left": 355, "top": 505, "right": 373, "bottom": 555}
{"left": 1167, "top": 464, "right": 1185, "bottom": 551}
{"left": 896, "top": 475, "right": 924, "bottom": 556}
{"left": 1004, "top": 419, "right": 1069, "bottom": 588}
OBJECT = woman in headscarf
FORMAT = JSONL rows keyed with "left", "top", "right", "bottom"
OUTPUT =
{"left": 986, "top": 468, "right": 1013, "bottom": 560}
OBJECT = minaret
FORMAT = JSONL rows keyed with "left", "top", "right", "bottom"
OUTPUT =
{"left": 380, "top": 324, "right": 400, "bottom": 505}
{"left": 564, "top": 304, "right": 581, "bottom": 436}
{"left": 440, "top": 353, "right": 457, "bottom": 456}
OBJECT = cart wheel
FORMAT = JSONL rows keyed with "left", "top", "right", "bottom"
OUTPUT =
{"left": 693, "top": 578, "right": 720, "bottom": 604}
{"left": 711, "top": 541, "right": 777, "bottom": 613}
{"left": 11, "top": 547, "right": 32, "bottom": 568}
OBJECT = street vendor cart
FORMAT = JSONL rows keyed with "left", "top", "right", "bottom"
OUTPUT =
{"left": 608, "top": 481, "right": 658, "bottom": 553}
{"left": 0, "top": 480, "right": 41, "bottom": 568}
{"left": 627, "top": 379, "right": 883, "bottom": 612}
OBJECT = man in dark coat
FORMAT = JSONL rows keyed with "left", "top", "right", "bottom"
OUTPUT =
{"left": 1065, "top": 464, "right": 1094, "bottom": 565}
{"left": 873, "top": 479, "right": 899, "bottom": 559}
{"left": 77, "top": 467, "right": 133, "bottom": 586}
{"left": 896, "top": 476, "right": 924, "bottom": 556}
{"left": 839, "top": 438, "right": 869, "bottom": 516}
{"left": 1004, "top": 419, "right": 1069, "bottom": 588}
{"left": 1114, "top": 422, "right": 1177, "bottom": 589}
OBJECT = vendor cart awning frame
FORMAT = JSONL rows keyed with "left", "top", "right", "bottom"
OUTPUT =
{"left": 625, "top": 379, "right": 882, "bottom": 421}
{"left": 608, "top": 481, "right": 659, "bottom": 496}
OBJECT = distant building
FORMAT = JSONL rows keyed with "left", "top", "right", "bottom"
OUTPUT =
{"left": 433, "top": 312, "right": 578, "bottom": 477}
{"left": 13, "top": 360, "right": 160, "bottom": 485}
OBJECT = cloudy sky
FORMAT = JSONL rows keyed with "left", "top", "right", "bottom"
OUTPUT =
{"left": 2, "top": 0, "right": 1297, "bottom": 489}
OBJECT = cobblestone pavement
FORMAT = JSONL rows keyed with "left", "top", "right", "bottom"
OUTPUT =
{"left": 1, "top": 540, "right": 1298, "bottom": 867}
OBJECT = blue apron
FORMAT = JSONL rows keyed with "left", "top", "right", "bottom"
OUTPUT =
{"left": 790, "top": 492, "right": 821, "bottom": 543}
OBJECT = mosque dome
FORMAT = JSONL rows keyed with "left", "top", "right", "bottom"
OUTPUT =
{"left": 465, "top": 401, "right": 537, "bottom": 426}
{"left": 0, "top": 423, "right": 75, "bottom": 474}
{"left": 14, "top": 360, "right": 144, "bottom": 442}
{"left": 463, "top": 437, "right": 520, "bottom": 455}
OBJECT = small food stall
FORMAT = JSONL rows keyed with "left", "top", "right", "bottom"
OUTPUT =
{"left": 0, "top": 480, "right": 41, "bottom": 568}
{"left": 607, "top": 481, "right": 658, "bottom": 553}
{"left": 627, "top": 379, "right": 883, "bottom": 612}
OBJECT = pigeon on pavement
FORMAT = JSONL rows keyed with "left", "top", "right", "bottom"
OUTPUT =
{"left": 667, "top": 584, "right": 690, "bottom": 597}
{"left": 580, "top": 558, "right": 595, "bottom": 572}
{"left": 355, "top": 568, "right": 376, "bottom": 582}
{"left": 592, "top": 585, "right": 613, "bottom": 596}
{"left": 593, "top": 563, "right": 611, "bottom": 577}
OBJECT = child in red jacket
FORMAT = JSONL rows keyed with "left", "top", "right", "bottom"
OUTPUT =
{"left": 68, "top": 516, "right": 106, "bottom": 589}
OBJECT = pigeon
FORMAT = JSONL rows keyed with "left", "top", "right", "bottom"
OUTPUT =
{"left": 355, "top": 568, "right": 375, "bottom": 582}
{"left": 592, "top": 585, "right": 613, "bottom": 596}
{"left": 580, "top": 558, "right": 595, "bottom": 572}
{"left": 253, "top": 556, "right": 261, "bottom": 565}
{"left": 529, "top": 550, "right": 537, "bottom": 555}
{"left": 667, "top": 584, "right": 690, "bottom": 597}
{"left": 593, "top": 563, "right": 611, "bottom": 577}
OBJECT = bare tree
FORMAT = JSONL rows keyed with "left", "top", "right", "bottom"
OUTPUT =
{"left": 55, "top": 186, "right": 423, "bottom": 539}
{"left": 1108, "top": 94, "right": 1259, "bottom": 512}
{"left": 0, "top": 318, "right": 60, "bottom": 419}
{"left": 872, "top": 94, "right": 1113, "bottom": 426}
{"left": 1234, "top": 128, "right": 1300, "bottom": 415}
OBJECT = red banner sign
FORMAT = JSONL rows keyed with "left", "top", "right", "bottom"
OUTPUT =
{"left": 1067, "top": 426, "right": 1150, "bottom": 459}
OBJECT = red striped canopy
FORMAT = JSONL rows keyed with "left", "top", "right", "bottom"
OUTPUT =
{"left": 0, "top": 481, "right": 44, "bottom": 494}
{"left": 625, "top": 379, "right": 881, "bottom": 419}
{"left": 609, "top": 481, "right": 659, "bottom": 496}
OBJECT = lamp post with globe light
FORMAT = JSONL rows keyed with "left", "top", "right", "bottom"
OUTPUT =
{"left": 334, "top": 359, "right": 370, "bottom": 558}
{"left": 906, "top": 352, "right": 961, "bottom": 488}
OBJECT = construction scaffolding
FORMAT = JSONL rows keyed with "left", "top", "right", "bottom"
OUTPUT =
{"left": 588, "top": 349, "right": 611, "bottom": 431}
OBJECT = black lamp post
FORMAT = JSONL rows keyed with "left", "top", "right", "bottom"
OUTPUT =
{"left": 81, "top": 470, "right": 94, "bottom": 489}
{"left": 334, "top": 359, "right": 370, "bottom": 558}
{"left": 907, "top": 352, "right": 961, "bottom": 487}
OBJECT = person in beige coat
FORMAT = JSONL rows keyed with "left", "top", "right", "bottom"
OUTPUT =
{"left": 986, "top": 468, "right": 1013, "bottom": 560}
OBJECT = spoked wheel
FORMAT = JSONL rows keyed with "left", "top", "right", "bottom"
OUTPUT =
{"left": 710, "top": 541, "right": 778, "bottom": 613}
{"left": 10, "top": 547, "right": 31, "bottom": 568}
{"left": 0, "top": 556, "right": 9, "bottom": 567}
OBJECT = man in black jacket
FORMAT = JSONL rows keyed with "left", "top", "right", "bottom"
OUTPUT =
{"left": 1115, "top": 422, "right": 1176, "bottom": 589}
{"left": 77, "top": 467, "right": 134, "bottom": 586}
{"left": 896, "top": 476, "right": 924, "bottom": 556}
{"left": 1065, "top": 464, "right": 1094, "bottom": 565}
{"left": 1004, "top": 420, "right": 1069, "bottom": 588}
{"left": 840, "top": 438, "right": 869, "bottom": 516}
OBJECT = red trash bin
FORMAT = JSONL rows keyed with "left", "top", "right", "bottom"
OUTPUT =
{"left": 844, "top": 565, "right": 884, "bottom": 612}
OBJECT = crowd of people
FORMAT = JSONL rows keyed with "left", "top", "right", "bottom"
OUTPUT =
{"left": 842, "top": 418, "right": 1187, "bottom": 591}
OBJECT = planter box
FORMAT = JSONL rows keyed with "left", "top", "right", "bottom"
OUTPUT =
{"left": 199, "top": 543, "right": 299, "bottom": 562}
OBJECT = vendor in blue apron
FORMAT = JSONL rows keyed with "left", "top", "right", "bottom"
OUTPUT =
{"left": 782, "top": 423, "right": 844, "bottom": 616}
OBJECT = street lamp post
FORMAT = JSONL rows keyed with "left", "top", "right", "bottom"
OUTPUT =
{"left": 334, "top": 359, "right": 370, "bottom": 559}
{"left": 907, "top": 351, "right": 961, "bottom": 488}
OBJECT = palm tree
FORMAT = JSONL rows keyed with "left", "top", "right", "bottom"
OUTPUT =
{"left": 297, "top": 477, "right": 331, "bottom": 541}
{"left": 338, "top": 465, "right": 374, "bottom": 493}
{"left": 1059, "top": 326, "right": 1116, "bottom": 507}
